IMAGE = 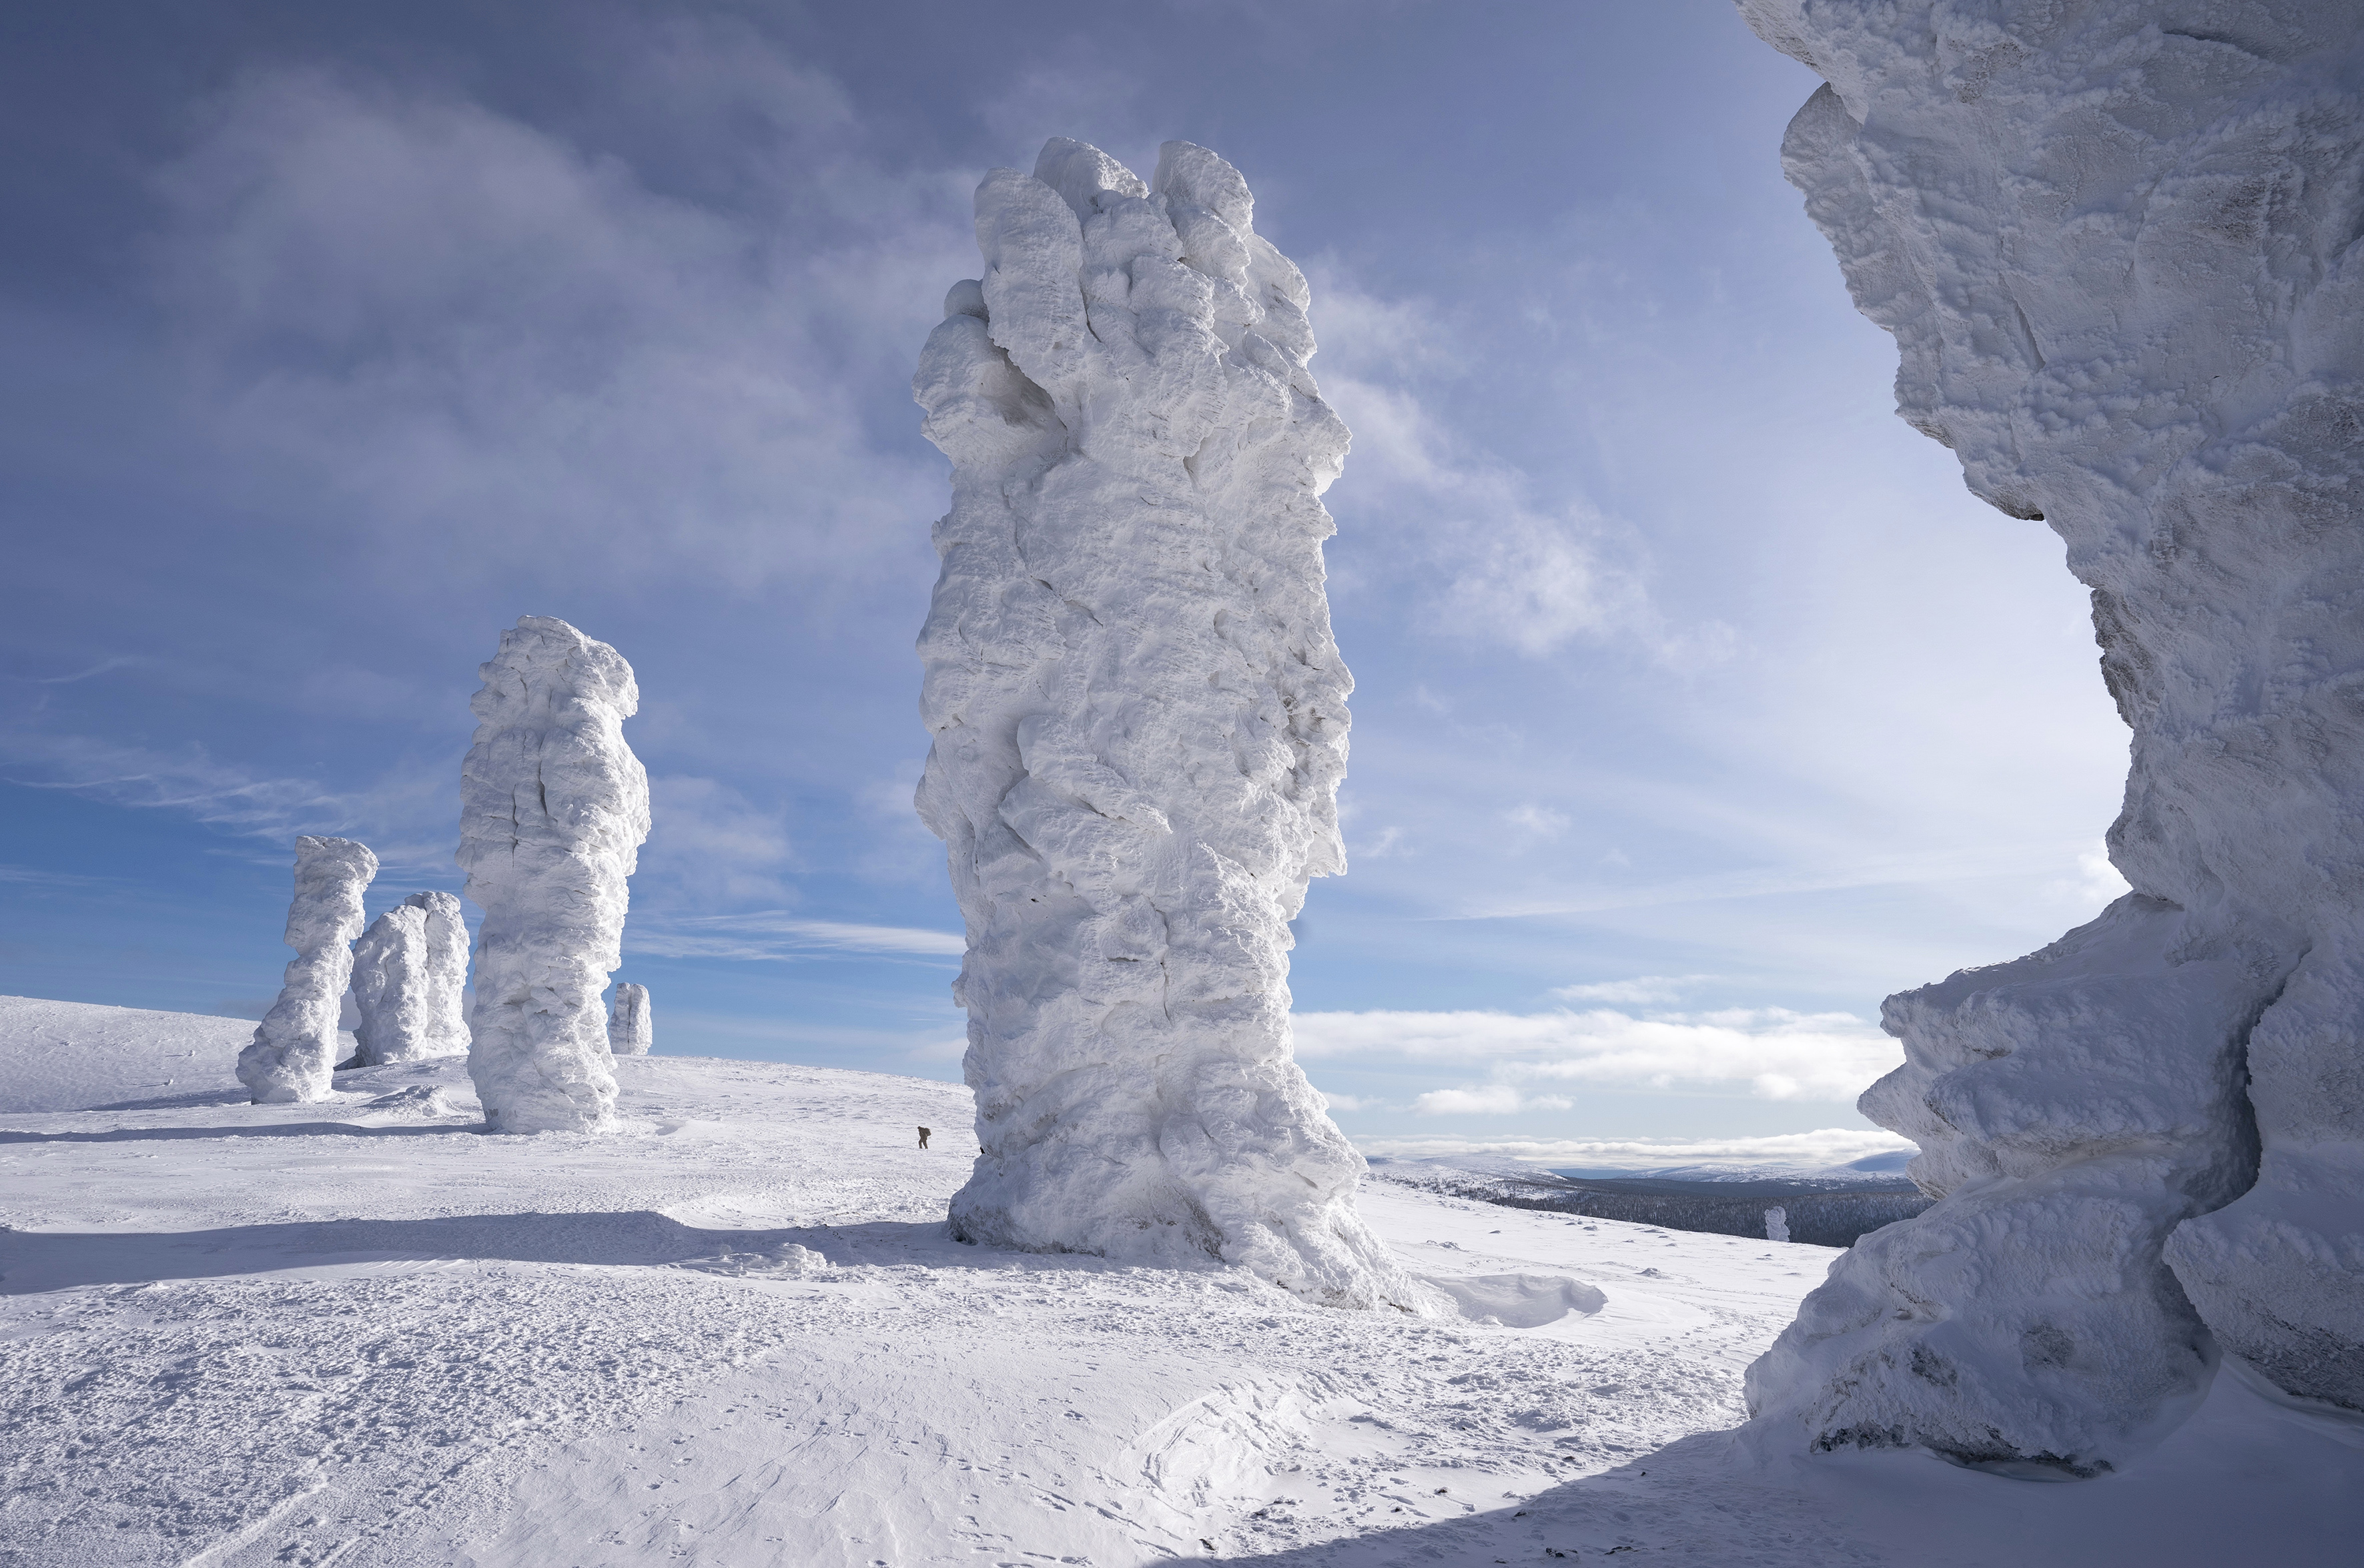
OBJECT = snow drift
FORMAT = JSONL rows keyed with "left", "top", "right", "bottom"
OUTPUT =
{"left": 236, "top": 835, "right": 377, "bottom": 1104}
{"left": 351, "top": 890, "right": 470, "bottom": 1066}
{"left": 912, "top": 137, "right": 1425, "bottom": 1310}
{"left": 1735, "top": 0, "right": 2364, "bottom": 1467}
{"left": 458, "top": 616, "right": 651, "bottom": 1134}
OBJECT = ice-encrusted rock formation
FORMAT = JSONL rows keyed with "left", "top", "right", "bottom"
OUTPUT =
{"left": 1764, "top": 1207, "right": 1790, "bottom": 1245}
{"left": 912, "top": 137, "right": 1427, "bottom": 1311}
{"left": 236, "top": 835, "right": 378, "bottom": 1104}
{"left": 607, "top": 983, "right": 651, "bottom": 1057}
{"left": 350, "top": 891, "right": 470, "bottom": 1066}
{"left": 459, "top": 616, "right": 651, "bottom": 1134}
{"left": 1735, "top": 0, "right": 2364, "bottom": 1467}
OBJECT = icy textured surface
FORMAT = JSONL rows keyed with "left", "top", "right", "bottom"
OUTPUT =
{"left": 458, "top": 617, "right": 650, "bottom": 1134}
{"left": 1764, "top": 1208, "right": 1789, "bottom": 1245}
{"left": 236, "top": 835, "right": 378, "bottom": 1104}
{"left": 607, "top": 983, "right": 651, "bottom": 1057}
{"left": 1737, "top": 0, "right": 2364, "bottom": 1457}
{"left": 351, "top": 891, "right": 470, "bottom": 1066}
{"left": 913, "top": 137, "right": 1422, "bottom": 1310}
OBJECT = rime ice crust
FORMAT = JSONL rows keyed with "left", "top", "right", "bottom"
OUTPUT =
{"left": 459, "top": 617, "right": 650, "bottom": 1134}
{"left": 1735, "top": 0, "right": 2364, "bottom": 1457}
{"left": 912, "top": 139, "right": 1427, "bottom": 1311}
{"left": 351, "top": 891, "right": 470, "bottom": 1066}
{"left": 236, "top": 835, "right": 378, "bottom": 1104}
{"left": 607, "top": 983, "right": 652, "bottom": 1057}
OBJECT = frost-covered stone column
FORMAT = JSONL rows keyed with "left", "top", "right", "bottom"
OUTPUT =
{"left": 237, "top": 835, "right": 378, "bottom": 1103}
{"left": 351, "top": 891, "right": 470, "bottom": 1066}
{"left": 459, "top": 616, "right": 651, "bottom": 1133}
{"left": 1735, "top": 0, "right": 2364, "bottom": 1465}
{"left": 913, "top": 138, "right": 1425, "bottom": 1311}
{"left": 607, "top": 983, "right": 652, "bottom": 1057}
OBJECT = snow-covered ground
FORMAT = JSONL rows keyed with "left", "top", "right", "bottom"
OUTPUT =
{"left": 2, "top": 998, "right": 2356, "bottom": 1566}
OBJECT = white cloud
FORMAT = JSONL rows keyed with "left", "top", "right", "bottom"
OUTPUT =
{"left": 148, "top": 59, "right": 962, "bottom": 601}
{"left": 1292, "top": 1005, "right": 1900, "bottom": 1103}
{"left": 1504, "top": 804, "right": 1571, "bottom": 839}
{"left": 2047, "top": 845, "right": 2132, "bottom": 909}
{"left": 1353, "top": 1127, "right": 1916, "bottom": 1171}
{"left": 1411, "top": 1085, "right": 1573, "bottom": 1116}
{"left": 1306, "top": 269, "right": 1733, "bottom": 669}
{"left": 629, "top": 911, "right": 963, "bottom": 961}
{"left": 1549, "top": 975, "right": 1715, "bottom": 1006}
{"left": 639, "top": 776, "right": 793, "bottom": 905}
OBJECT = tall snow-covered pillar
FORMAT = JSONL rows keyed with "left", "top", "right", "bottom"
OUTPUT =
{"left": 608, "top": 983, "right": 652, "bottom": 1056}
{"left": 1734, "top": 0, "right": 2364, "bottom": 1466}
{"left": 458, "top": 616, "right": 650, "bottom": 1134}
{"left": 912, "top": 137, "right": 1427, "bottom": 1312}
{"left": 351, "top": 890, "right": 470, "bottom": 1066}
{"left": 237, "top": 835, "right": 378, "bottom": 1104}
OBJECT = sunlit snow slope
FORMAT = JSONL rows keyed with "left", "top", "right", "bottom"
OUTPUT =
{"left": 1, "top": 997, "right": 2356, "bottom": 1566}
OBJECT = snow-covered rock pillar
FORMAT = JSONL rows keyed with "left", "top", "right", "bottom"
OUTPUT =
{"left": 351, "top": 891, "right": 470, "bottom": 1066}
{"left": 912, "top": 137, "right": 1426, "bottom": 1311}
{"left": 1735, "top": 0, "right": 2364, "bottom": 1464}
{"left": 607, "top": 983, "right": 651, "bottom": 1057}
{"left": 237, "top": 835, "right": 378, "bottom": 1103}
{"left": 458, "top": 616, "right": 650, "bottom": 1134}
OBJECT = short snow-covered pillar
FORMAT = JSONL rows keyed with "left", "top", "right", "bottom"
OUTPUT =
{"left": 607, "top": 983, "right": 652, "bottom": 1057}
{"left": 351, "top": 891, "right": 470, "bottom": 1066}
{"left": 237, "top": 835, "right": 378, "bottom": 1104}
{"left": 458, "top": 616, "right": 650, "bottom": 1133}
{"left": 913, "top": 137, "right": 1427, "bottom": 1311}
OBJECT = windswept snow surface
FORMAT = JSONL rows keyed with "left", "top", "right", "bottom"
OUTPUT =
{"left": 913, "top": 138, "right": 1417, "bottom": 1310}
{"left": 3, "top": 1000, "right": 2358, "bottom": 1565}
{"left": 1736, "top": 0, "right": 2364, "bottom": 1461}
{"left": 0, "top": 995, "right": 261, "bottom": 1113}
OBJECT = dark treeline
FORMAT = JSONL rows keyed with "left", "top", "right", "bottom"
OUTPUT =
{"left": 1397, "top": 1170, "right": 1932, "bottom": 1248}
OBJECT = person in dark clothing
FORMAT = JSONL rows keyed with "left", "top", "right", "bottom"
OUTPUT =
{"left": 917, "top": 1126, "right": 931, "bottom": 1149}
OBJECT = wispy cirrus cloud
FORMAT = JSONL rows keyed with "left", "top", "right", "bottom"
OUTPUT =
{"left": 1307, "top": 270, "right": 1734, "bottom": 671}
{"left": 629, "top": 911, "right": 963, "bottom": 962}
{"left": 1409, "top": 1085, "right": 1573, "bottom": 1116}
{"left": 0, "top": 729, "right": 457, "bottom": 872}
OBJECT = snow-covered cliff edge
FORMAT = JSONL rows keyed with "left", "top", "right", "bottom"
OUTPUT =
{"left": 1735, "top": 0, "right": 2364, "bottom": 1465}
{"left": 912, "top": 138, "right": 1425, "bottom": 1311}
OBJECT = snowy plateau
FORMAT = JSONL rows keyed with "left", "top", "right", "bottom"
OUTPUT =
{"left": 3, "top": 997, "right": 2359, "bottom": 1567}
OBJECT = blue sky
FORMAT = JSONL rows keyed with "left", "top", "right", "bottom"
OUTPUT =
{"left": 0, "top": 1, "right": 2130, "bottom": 1165}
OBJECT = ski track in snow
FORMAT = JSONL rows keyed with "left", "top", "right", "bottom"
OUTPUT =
{"left": 2, "top": 1014, "right": 2357, "bottom": 1565}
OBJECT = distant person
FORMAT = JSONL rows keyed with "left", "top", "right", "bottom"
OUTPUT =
{"left": 917, "top": 1126, "right": 931, "bottom": 1150}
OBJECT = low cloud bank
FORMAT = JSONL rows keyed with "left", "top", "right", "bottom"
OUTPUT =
{"left": 1352, "top": 1127, "right": 1915, "bottom": 1171}
{"left": 1292, "top": 1002, "right": 1901, "bottom": 1104}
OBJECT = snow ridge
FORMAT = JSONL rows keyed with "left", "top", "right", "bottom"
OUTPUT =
{"left": 1737, "top": 0, "right": 2364, "bottom": 1465}
{"left": 912, "top": 138, "right": 1425, "bottom": 1311}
